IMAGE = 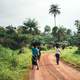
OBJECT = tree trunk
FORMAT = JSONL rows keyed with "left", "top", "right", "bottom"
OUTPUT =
{"left": 54, "top": 15, "right": 56, "bottom": 27}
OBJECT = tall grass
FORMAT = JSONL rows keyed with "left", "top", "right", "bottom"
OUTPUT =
{"left": 0, "top": 45, "right": 31, "bottom": 80}
{"left": 61, "top": 46, "right": 80, "bottom": 69}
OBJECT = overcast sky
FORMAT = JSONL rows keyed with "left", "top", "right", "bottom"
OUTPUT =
{"left": 0, "top": 0, "right": 80, "bottom": 32}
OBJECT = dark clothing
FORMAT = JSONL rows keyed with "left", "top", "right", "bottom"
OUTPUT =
{"left": 55, "top": 54, "right": 60, "bottom": 65}
{"left": 32, "top": 55, "right": 38, "bottom": 65}
{"left": 37, "top": 47, "right": 41, "bottom": 60}
{"left": 38, "top": 54, "right": 41, "bottom": 60}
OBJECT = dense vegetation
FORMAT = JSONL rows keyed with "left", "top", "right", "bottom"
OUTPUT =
{"left": 0, "top": 17, "right": 80, "bottom": 49}
{"left": 0, "top": 18, "right": 80, "bottom": 80}
{"left": 0, "top": 4, "right": 80, "bottom": 80}
{"left": 61, "top": 46, "right": 80, "bottom": 70}
{"left": 0, "top": 45, "right": 31, "bottom": 80}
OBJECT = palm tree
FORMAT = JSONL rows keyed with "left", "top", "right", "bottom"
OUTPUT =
{"left": 44, "top": 25, "right": 51, "bottom": 34}
{"left": 49, "top": 4, "right": 60, "bottom": 26}
{"left": 23, "top": 18, "right": 39, "bottom": 35}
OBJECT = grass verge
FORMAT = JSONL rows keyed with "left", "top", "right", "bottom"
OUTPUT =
{"left": 0, "top": 45, "right": 31, "bottom": 80}
{"left": 61, "top": 46, "right": 80, "bottom": 71}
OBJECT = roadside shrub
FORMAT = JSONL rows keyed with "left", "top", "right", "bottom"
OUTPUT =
{"left": 41, "top": 46, "right": 48, "bottom": 51}
{"left": 0, "top": 69, "right": 15, "bottom": 80}
{"left": 68, "top": 46, "right": 73, "bottom": 49}
{"left": 47, "top": 45, "right": 53, "bottom": 49}
{"left": 62, "top": 44, "right": 65, "bottom": 49}
{"left": 74, "top": 49, "right": 80, "bottom": 54}
{"left": 0, "top": 45, "right": 31, "bottom": 80}
{"left": 10, "top": 56, "right": 18, "bottom": 68}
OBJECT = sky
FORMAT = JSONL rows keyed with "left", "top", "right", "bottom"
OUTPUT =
{"left": 0, "top": 0, "right": 80, "bottom": 32}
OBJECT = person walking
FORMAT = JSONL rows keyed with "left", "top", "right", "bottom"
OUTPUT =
{"left": 55, "top": 44, "right": 61, "bottom": 65}
{"left": 32, "top": 44, "right": 39, "bottom": 70}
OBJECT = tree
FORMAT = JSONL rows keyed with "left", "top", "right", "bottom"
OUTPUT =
{"left": 52, "top": 26, "right": 58, "bottom": 36}
{"left": 52, "top": 26, "right": 71, "bottom": 42}
{"left": 0, "top": 26, "right": 6, "bottom": 37}
{"left": 44, "top": 25, "right": 51, "bottom": 34}
{"left": 5, "top": 25, "right": 16, "bottom": 34}
{"left": 17, "top": 25, "right": 28, "bottom": 34}
{"left": 57, "top": 27, "right": 66, "bottom": 42}
{"left": 75, "top": 20, "right": 80, "bottom": 49}
{"left": 52, "top": 26, "right": 58, "bottom": 42}
{"left": 0, "top": 26, "right": 5, "bottom": 32}
{"left": 66, "top": 29, "right": 71, "bottom": 35}
{"left": 75, "top": 20, "right": 80, "bottom": 34}
{"left": 23, "top": 18, "right": 39, "bottom": 35}
{"left": 49, "top": 4, "right": 60, "bottom": 26}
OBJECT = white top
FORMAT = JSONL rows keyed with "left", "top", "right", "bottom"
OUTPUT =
{"left": 56, "top": 48, "right": 60, "bottom": 54}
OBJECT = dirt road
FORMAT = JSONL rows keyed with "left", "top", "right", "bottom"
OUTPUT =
{"left": 29, "top": 53, "right": 80, "bottom": 80}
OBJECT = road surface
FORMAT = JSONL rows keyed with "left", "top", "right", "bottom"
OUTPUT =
{"left": 29, "top": 53, "right": 80, "bottom": 80}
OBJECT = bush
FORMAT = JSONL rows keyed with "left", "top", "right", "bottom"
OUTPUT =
{"left": 68, "top": 46, "right": 73, "bottom": 49}
{"left": 0, "top": 45, "right": 31, "bottom": 80}
{"left": 62, "top": 44, "right": 65, "bottom": 49}
{"left": 0, "top": 34, "right": 28, "bottom": 50}
{"left": 74, "top": 49, "right": 80, "bottom": 54}
{"left": 10, "top": 56, "right": 18, "bottom": 68}
{"left": 0, "top": 69, "right": 15, "bottom": 80}
{"left": 41, "top": 46, "right": 48, "bottom": 51}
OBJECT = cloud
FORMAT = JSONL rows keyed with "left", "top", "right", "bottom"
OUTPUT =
{"left": 0, "top": 0, "right": 80, "bottom": 31}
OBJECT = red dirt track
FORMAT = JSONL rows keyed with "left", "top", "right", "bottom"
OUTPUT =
{"left": 29, "top": 53, "right": 80, "bottom": 80}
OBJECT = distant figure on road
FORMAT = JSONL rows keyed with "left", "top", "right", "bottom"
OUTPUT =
{"left": 32, "top": 44, "right": 39, "bottom": 70}
{"left": 55, "top": 44, "right": 61, "bottom": 65}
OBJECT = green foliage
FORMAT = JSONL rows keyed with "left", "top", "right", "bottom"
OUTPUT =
{"left": 17, "top": 26, "right": 28, "bottom": 34}
{"left": 0, "top": 31, "right": 28, "bottom": 50}
{"left": 68, "top": 46, "right": 73, "bottom": 49}
{"left": 74, "top": 48, "right": 80, "bottom": 54}
{"left": 61, "top": 47, "right": 80, "bottom": 68}
{"left": 52, "top": 26, "right": 72, "bottom": 43}
{"left": 0, "top": 45, "right": 31, "bottom": 80}
{"left": 0, "top": 13, "right": 80, "bottom": 80}
{"left": 0, "top": 26, "right": 6, "bottom": 37}
{"left": 44, "top": 25, "right": 51, "bottom": 34}
{"left": 49, "top": 4, "right": 60, "bottom": 15}
{"left": 49, "top": 4, "right": 60, "bottom": 26}
{"left": 41, "top": 45, "right": 47, "bottom": 51}
{"left": 23, "top": 18, "right": 40, "bottom": 35}
{"left": 0, "top": 18, "right": 40, "bottom": 50}
{"left": 74, "top": 20, "right": 80, "bottom": 48}
{"left": 17, "top": 48, "right": 31, "bottom": 69}
{"left": 41, "top": 33, "right": 53, "bottom": 44}
{"left": 5, "top": 25, "right": 16, "bottom": 34}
